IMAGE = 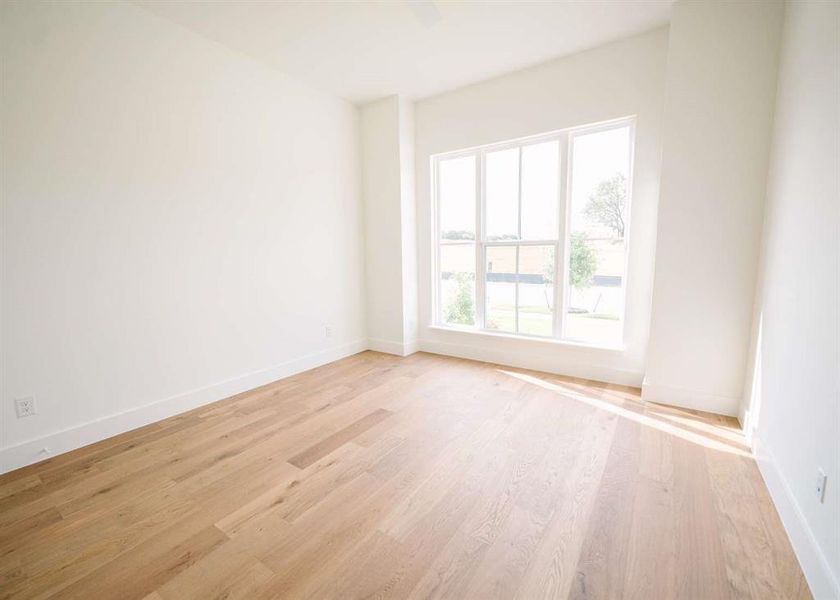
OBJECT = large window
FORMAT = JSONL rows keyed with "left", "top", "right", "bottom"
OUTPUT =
{"left": 433, "top": 119, "right": 634, "bottom": 347}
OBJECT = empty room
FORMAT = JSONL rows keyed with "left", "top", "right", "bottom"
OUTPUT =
{"left": 1, "top": 0, "right": 838, "bottom": 598}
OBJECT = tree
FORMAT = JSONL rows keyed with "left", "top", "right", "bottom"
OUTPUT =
{"left": 444, "top": 272, "right": 475, "bottom": 325}
{"left": 569, "top": 233, "right": 598, "bottom": 289}
{"left": 541, "top": 246, "right": 556, "bottom": 309}
{"left": 485, "top": 233, "right": 519, "bottom": 241}
{"left": 441, "top": 230, "right": 475, "bottom": 241}
{"left": 584, "top": 173, "right": 626, "bottom": 238}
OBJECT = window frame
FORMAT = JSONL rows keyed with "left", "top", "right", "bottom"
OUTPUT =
{"left": 432, "top": 117, "right": 635, "bottom": 348}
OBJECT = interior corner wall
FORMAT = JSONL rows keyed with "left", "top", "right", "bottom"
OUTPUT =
{"left": 362, "top": 96, "right": 405, "bottom": 353}
{"left": 642, "top": 0, "right": 784, "bottom": 416}
{"left": 361, "top": 95, "right": 418, "bottom": 356}
{"left": 745, "top": 2, "right": 840, "bottom": 596}
{"left": 398, "top": 98, "right": 419, "bottom": 351}
{"left": 0, "top": 1, "right": 366, "bottom": 473}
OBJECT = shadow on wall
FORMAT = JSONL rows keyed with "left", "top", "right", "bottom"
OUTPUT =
{"left": 743, "top": 312, "right": 764, "bottom": 446}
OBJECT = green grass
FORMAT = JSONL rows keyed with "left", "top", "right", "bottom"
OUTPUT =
{"left": 484, "top": 304, "right": 618, "bottom": 338}
{"left": 494, "top": 304, "right": 552, "bottom": 315}
{"left": 486, "top": 308, "right": 552, "bottom": 336}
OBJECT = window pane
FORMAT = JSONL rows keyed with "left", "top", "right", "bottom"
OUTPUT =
{"left": 485, "top": 147, "right": 519, "bottom": 241}
{"left": 485, "top": 246, "right": 516, "bottom": 332}
{"left": 440, "top": 244, "right": 475, "bottom": 326}
{"left": 564, "top": 126, "right": 630, "bottom": 346}
{"left": 521, "top": 141, "right": 559, "bottom": 240}
{"left": 518, "top": 245, "right": 555, "bottom": 337}
{"left": 439, "top": 156, "right": 475, "bottom": 241}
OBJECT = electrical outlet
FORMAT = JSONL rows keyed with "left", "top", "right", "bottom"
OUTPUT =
{"left": 15, "top": 397, "right": 35, "bottom": 418}
{"left": 325, "top": 326, "right": 333, "bottom": 338}
{"left": 816, "top": 468, "right": 827, "bottom": 503}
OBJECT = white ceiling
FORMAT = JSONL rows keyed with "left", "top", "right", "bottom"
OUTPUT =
{"left": 135, "top": 1, "right": 672, "bottom": 105}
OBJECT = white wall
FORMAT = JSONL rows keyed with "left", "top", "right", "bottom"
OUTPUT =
{"left": 414, "top": 28, "right": 668, "bottom": 385}
{"left": 746, "top": 2, "right": 840, "bottom": 596}
{"left": 0, "top": 1, "right": 366, "bottom": 472}
{"left": 398, "top": 99, "right": 419, "bottom": 348}
{"left": 643, "top": 0, "right": 783, "bottom": 416}
{"left": 362, "top": 97, "right": 404, "bottom": 351}
{"left": 361, "top": 95, "right": 418, "bottom": 356}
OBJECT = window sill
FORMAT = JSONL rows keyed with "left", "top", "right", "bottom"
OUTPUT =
{"left": 427, "top": 324, "right": 627, "bottom": 353}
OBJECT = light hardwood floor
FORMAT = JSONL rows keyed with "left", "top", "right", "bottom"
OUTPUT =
{"left": 0, "top": 351, "right": 809, "bottom": 599}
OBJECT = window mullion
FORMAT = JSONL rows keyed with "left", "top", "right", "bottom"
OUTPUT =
{"left": 555, "top": 133, "right": 570, "bottom": 339}
{"left": 475, "top": 151, "right": 486, "bottom": 329}
{"left": 515, "top": 244, "right": 520, "bottom": 334}
{"left": 516, "top": 146, "right": 523, "bottom": 242}
{"left": 484, "top": 239, "right": 557, "bottom": 247}
{"left": 434, "top": 157, "right": 442, "bottom": 326}
{"left": 515, "top": 146, "right": 523, "bottom": 334}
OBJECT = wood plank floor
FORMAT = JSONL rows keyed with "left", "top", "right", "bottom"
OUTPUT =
{"left": 0, "top": 351, "right": 809, "bottom": 599}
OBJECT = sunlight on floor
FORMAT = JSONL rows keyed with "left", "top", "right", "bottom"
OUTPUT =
{"left": 498, "top": 369, "right": 751, "bottom": 457}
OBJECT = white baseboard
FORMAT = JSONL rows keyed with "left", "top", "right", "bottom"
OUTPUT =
{"left": 0, "top": 339, "right": 368, "bottom": 475}
{"left": 367, "top": 338, "right": 419, "bottom": 357}
{"left": 641, "top": 379, "right": 740, "bottom": 416}
{"left": 418, "top": 338, "right": 642, "bottom": 387}
{"left": 753, "top": 436, "right": 839, "bottom": 599}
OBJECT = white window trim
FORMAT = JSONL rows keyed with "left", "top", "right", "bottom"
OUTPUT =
{"left": 432, "top": 116, "right": 636, "bottom": 349}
